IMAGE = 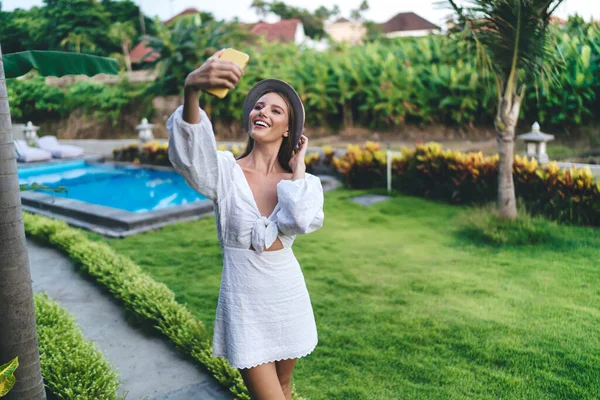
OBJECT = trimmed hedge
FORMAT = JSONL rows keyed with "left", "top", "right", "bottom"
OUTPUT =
{"left": 35, "top": 293, "right": 121, "bottom": 399}
{"left": 333, "top": 142, "right": 600, "bottom": 226}
{"left": 23, "top": 213, "right": 307, "bottom": 400}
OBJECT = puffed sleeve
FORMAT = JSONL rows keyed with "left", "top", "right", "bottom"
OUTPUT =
{"left": 167, "top": 105, "right": 235, "bottom": 202}
{"left": 275, "top": 173, "right": 325, "bottom": 235}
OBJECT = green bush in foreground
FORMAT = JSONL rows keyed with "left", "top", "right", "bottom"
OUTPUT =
{"left": 34, "top": 293, "right": 121, "bottom": 399}
{"left": 23, "top": 213, "right": 310, "bottom": 400}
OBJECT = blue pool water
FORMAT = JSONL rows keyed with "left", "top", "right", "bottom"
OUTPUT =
{"left": 19, "top": 160, "right": 208, "bottom": 213}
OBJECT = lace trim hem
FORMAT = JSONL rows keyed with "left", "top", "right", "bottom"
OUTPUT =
{"left": 215, "top": 339, "right": 318, "bottom": 370}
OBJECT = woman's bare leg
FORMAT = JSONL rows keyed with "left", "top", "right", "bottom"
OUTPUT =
{"left": 239, "top": 362, "right": 286, "bottom": 400}
{"left": 275, "top": 358, "right": 297, "bottom": 400}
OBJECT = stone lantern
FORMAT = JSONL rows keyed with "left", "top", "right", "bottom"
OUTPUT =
{"left": 517, "top": 122, "right": 554, "bottom": 164}
{"left": 136, "top": 118, "right": 155, "bottom": 144}
{"left": 23, "top": 121, "right": 40, "bottom": 142}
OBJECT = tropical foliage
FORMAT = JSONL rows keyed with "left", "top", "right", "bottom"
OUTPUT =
{"left": 0, "top": 0, "right": 156, "bottom": 56}
{"left": 6, "top": 76, "right": 152, "bottom": 126}
{"left": 141, "top": 13, "right": 253, "bottom": 95}
{"left": 168, "top": 18, "right": 599, "bottom": 132}
{"left": 4, "top": 13, "right": 599, "bottom": 135}
{"left": 332, "top": 141, "right": 600, "bottom": 226}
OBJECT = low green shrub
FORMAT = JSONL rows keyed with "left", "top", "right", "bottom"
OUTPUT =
{"left": 6, "top": 76, "right": 153, "bottom": 127}
{"left": 7, "top": 77, "right": 67, "bottom": 121}
{"left": 66, "top": 80, "right": 154, "bottom": 127}
{"left": 35, "top": 293, "right": 121, "bottom": 399}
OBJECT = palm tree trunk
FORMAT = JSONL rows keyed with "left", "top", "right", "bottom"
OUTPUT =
{"left": 497, "top": 132, "right": 517, "bottom": 219}
{"left": 495, "top": 92, "right": 522, "bottom": 220}
{"left": 0, "top": 45, "right": 47, "bottom": 400}
{"left": 122, "top": 43, "right": 132, "bottom": 73}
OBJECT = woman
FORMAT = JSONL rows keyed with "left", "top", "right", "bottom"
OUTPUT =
{"left": 166, "top": 49, "right": 324, "bottom": 400}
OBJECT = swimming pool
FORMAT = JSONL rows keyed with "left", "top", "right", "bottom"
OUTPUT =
{"left": 19, "top": 160, "right": 214, "bottom": 237}
{"left": 19, "top": 160, "right": 207, "bottom": 212}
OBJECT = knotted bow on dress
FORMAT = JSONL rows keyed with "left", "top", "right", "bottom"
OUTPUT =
{"left": 251, "top": 216, "right": 279, "bottom": 254}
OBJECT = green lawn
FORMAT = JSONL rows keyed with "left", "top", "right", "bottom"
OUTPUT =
{"left": 89, "top": 189, "right": 600, "bottom": 399}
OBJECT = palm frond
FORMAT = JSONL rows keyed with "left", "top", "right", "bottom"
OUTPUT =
{"left": 447, "top": 0, "right": 566, "bottom": 97}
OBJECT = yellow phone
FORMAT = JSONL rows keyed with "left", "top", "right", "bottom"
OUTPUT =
{"left": 204, "top": 48, "right": 250, "bottom": 99}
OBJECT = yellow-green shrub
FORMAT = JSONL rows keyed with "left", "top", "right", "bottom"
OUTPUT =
{"left": 394, "top": 142, "right": 499, "bottom": 203}
{"left": 332, "top": 141, "right": 391, "bottom": 189}
{"left": 514, "top": 156, "right": 600, "bottom": 226}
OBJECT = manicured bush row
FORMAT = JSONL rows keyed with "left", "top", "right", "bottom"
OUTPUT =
{"left": 333, "top": 142, "right": 600, "bottom": 226}
{"left": 34, "top": 293, "right": 121, "bottom": 399}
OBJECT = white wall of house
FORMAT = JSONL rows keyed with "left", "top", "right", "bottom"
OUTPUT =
{"left": 325, "top": 21, "right": 367, "bottom": 44}
{"left": 295, "top": 22, "right": 307, "bottom": 45}
{"left": 384, "top": 29, "right": 440, "bottom": 38}
{"left": 296, "top": 22, "right": 330, "bottom": 51}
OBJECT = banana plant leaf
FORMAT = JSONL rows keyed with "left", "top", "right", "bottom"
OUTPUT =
{"left": 2, "top": 50, "right": 119, "bottom": 78}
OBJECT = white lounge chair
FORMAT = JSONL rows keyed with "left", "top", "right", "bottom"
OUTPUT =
{"left": 14, "top": 140, "right": 53, "bottom": 163}
{"left": 36, "top": 135, "right": 84, "bottom": 159}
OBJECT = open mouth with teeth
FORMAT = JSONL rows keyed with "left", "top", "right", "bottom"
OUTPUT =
{"left": 253, "top": 119, "right": 270, "bottom": 129}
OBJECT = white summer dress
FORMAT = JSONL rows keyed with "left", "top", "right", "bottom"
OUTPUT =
{"left": 166, "top": 105, "right": 324, "bottom": 370}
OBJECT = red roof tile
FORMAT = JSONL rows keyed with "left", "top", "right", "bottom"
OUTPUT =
{"left": 549, "top": 15, "right": 567, "bottom": 24}
{"left": 380, "top": 12, "right": 440, "bottom": 33}
{"left": 251, "top": 19, "right": 301, "bottom": 42}
{"left": 129, "top": 40, "right": 159, "bottom": 64}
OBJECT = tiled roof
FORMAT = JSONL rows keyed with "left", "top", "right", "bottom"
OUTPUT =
{"left": 380, "top": 12, "right": 440, "bottom": 33}
{"left": 129, "top": 40, "right": 159, "bottom": 64}
{"left": 250, "top": 19, "right": 301, "bottom": 42}
{"left": 549, "top": 15, "right": 567, "bottom": 24}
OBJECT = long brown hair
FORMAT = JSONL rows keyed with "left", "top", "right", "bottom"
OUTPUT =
{"left": 236, "top": 91, "right": 296, "bottom": 173}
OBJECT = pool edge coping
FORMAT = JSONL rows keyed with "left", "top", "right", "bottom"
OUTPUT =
{"left": 20, "top": 159, "right": 341, "bottom": 237}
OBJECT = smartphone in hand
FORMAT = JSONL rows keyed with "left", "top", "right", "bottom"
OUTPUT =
{"left": 205, "top": 48, "right": 250, "bottom": 99}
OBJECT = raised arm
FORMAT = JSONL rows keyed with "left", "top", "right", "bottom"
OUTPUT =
{"left": 167, "top": 105, "right": 235, "bottom": 202}
{"left": 166, "top": 49, "right": 245, "bottom": 202}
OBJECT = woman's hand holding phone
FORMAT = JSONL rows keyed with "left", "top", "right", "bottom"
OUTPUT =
{"left": 184, "top": 49, "right": 246, "bottom": 95}
{"left": 182, "top": 48, "right": 248, "bottom": 123}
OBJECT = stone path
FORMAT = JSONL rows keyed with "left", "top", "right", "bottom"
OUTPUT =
{"left": 28, "top": 239, "right": 232, "bottom": 400}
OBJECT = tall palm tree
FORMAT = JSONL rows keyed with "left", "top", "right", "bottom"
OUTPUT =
{"left": 0, "top": 45, "right": 117, "bottom": 399}
{"left": 447, "top": 0, "right": 564, "bottom": 219}
{"left": 109, "top": 21, "right": 136, "bottom": 72}
{"left": 0, "top": 45, "right": 46, "bottom": 400}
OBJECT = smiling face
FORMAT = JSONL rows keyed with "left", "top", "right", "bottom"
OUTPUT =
{"left": 248, "top": 92, "right": 291, "bottom": 144}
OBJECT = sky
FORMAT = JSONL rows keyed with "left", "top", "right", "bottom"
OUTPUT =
{"left": 3, "top": 0, "right": 600, "bottom": 26}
